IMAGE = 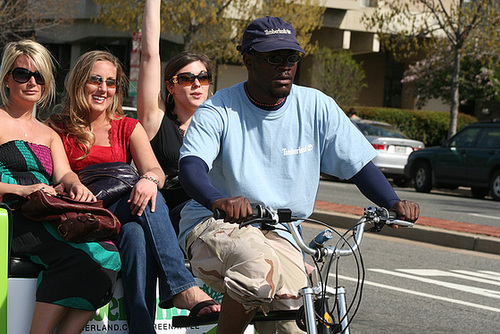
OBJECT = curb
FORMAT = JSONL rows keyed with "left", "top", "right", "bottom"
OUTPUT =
{"left": 312, "top": 201, "right": 500, "bottom": 256}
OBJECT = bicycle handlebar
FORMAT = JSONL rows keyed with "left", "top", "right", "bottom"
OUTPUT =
{"left": 213, "top": 206, "right": 274, "bottom": 221}
{"left": 212, "top": 205, "right": 413, "bottom": 259}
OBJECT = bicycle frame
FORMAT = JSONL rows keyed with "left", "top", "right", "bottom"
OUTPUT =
{"left": 170, "top": 206, "right": 413, "bottom": 333}
{"left": 284, "top": 219, "right": 367, "bottom": 334}
{"left": 282, "top": 205, "right": 412, "bottom": 334}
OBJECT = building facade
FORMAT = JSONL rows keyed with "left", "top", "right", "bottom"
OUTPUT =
{"left": 36, "top": 0, "right": 448, "bottom": 112}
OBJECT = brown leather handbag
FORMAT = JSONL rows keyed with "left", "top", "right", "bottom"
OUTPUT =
{"left": 21, "top": 184, "right": 120, "bottom": 243}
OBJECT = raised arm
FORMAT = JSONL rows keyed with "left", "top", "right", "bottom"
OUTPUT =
{"left": 137, "top": 0, "right": 165, "bottom": 140}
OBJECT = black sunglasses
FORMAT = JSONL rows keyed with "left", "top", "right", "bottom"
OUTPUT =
{"left": 252, "top": 52, "right": 302, "bottom": 65}
{"left": 88, "top": 75, "right": 117, "bottom": 88}
{"left": 9, "top": 67, "right": 45, "bottom": 85}
{"left": 171, "top": 71, "right": 212, "bottom": 87}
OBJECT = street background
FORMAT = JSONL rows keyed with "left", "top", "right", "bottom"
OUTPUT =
{"left": 303, "top": 180, "right": 500, "bottom": 334}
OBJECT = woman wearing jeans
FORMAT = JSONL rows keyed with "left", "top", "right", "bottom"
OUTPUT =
{"left": 49, "top": 50, "right": 219, "bottom": 333}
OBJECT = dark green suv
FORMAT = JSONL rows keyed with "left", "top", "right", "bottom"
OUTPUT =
{"left": 404, "top": 121, "right": 500, "bottom": 200}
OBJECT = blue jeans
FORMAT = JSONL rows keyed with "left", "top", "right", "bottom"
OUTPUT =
{"left": 168, "top": 200, "right": 190, "bottom": 235}
{"left": 109, "top": 192, "right": 196, "bottom": 333}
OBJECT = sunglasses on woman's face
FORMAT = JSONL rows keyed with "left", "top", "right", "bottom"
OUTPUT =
{"left": 171, "top": 71, "right": 212, "bottom": 87}
{"left": 88, "top": 75, "right": 117, "bottom": 88}
{"left": 8, "top": 67, "right": 45, "bottom": 85}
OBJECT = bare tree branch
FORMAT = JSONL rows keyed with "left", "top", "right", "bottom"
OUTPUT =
{"left": 0, "top": 0, "right": 77, "bottom": 46}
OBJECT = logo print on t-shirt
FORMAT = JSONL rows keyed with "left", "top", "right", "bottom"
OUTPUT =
{"left": 282, "top": 144, "right": 313, "bottom": 156}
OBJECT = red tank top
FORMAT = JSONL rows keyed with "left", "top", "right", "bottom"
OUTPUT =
{"left": 59, "top": 117, "right": 139, "bottom": 173}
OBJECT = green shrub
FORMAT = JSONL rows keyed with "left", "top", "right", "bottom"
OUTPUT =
{"left": 310, "top": 49, "right": 366, "bottom": 106}
{"left": 347, "top": 106, "right": 477, "bottom": 146}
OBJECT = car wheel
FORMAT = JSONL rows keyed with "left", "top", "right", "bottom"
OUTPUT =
{"left": 414, "top": 162, "right": 432, "bottom": 193}
{"left": 490, "top": 171, "right": 500, "bottom": 201}
{"left": 471, "top": 187, "right": 489, "bottom": 199}
{"left": 393, "top": 176, "right": 411, "bottom": 187}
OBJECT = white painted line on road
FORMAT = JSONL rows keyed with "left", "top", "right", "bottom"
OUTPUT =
{"left": 451, "top": 270, "right": 500, "bottom": 283}
{"left": 480, "top": 271, "right": 500, "bottom": 279}
{"left": 336, "top": 274, "right": 500, "bottom": 314}
{"left": 468, "top": 213, "right": 500, "bottom": 220}
{"left": 370, "top": 269, "right": 500, "bottom": 299}
{"left": 397, "top": 269, "right": 500, "bottom": 286}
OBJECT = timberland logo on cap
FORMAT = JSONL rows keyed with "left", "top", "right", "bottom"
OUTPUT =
{"left": 264, "top": 28, "right": 292, "bottom": 35}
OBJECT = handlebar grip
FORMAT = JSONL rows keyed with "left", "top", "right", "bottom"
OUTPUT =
{"left": 390, "top": 219, "right": 414, "bottom": 228}
{"left": 213, "top": 208, "right": 226, "bottom": 220}
{"left": 212, "top": 206, "right": 264, "bottom": 220}
{"left": 387, "top": 211, "right": 414, "bottom": 227}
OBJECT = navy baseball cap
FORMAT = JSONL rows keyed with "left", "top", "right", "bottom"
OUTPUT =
{"left": 237, "top": 16, "right": 306, "bottom": 55}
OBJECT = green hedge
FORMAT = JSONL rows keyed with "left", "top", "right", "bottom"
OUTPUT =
{"left": 348, "top": 106, "right": 477, "bottom": 147}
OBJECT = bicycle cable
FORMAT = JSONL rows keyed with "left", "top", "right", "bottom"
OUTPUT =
{"left": 241, "top": 213, "right": 368, "bottom": 333}
{"left": 341, "top": 228, "right": 365, "bottom": 332}
{"left": 302, "top": 217, "right": 365, "bottom": 332}
{"left": 331, "top": 222, "right": 366, "bottom": 333}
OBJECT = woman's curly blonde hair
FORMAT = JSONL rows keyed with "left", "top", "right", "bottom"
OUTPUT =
{"left": 49, "top": 50, "right": 128, "bottom": 159}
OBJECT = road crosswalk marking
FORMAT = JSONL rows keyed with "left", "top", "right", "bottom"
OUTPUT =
{"left": 479, "top": 271, "right": 500, "bottom": 279}
{"left": 370, "top": 269, "right": 500, "bottom": 299}
{"left": 451, "top": 270, "right": 500, "bottom": 282}
{"left": 396, "top": 269, "right": 500, "bottom": 286}
{"left": 336, "top": 274, "right": 500, "bottom": 313}
{"left": 332, "top": 269, "right": 500, "bottom": 313}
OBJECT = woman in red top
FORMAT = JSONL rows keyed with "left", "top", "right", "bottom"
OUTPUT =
{"left": 49, "top": 50, "right": 219, "bottom": 333}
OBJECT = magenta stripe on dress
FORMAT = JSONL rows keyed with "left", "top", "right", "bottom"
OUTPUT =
{"left": 28, "top": 143, "right": 53, "bottom": 176}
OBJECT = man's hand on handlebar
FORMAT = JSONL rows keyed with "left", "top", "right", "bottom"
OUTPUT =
{"left": 212, "top": 196, "right": 253, "bottom": 224}
{"left": 389, "top": 200, "right": 420, "bottom": 227}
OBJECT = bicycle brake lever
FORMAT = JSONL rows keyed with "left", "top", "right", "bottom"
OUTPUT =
{"left": 365, "top": 206, "right": 391, "bottom": 232}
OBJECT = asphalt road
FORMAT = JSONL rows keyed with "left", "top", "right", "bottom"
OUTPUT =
{"left": 317, "top": 180, "right": 500, "bottom": 228}
{"left": 301, "top": 222, "right": 500, "bottom": 334}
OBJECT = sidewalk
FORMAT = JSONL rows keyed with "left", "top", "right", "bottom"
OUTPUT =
{"left": 313, "top": 200, "right": 500, "bottom": 256}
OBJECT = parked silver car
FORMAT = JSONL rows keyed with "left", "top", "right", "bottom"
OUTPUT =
{"left": 353, "top": 120, "right": 425, "bottom": 186}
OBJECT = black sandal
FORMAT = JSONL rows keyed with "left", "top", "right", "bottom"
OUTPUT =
{"left": 173, "top": 299, "right": 220, "bottom": 327}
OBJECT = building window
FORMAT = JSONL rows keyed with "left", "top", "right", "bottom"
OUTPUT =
{"left": 383, "top": 62, "right": 404, "bottom": 108}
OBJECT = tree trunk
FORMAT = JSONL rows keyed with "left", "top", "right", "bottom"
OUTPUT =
{"left": 448, "top": 45, "right": 461, "bottom": 139}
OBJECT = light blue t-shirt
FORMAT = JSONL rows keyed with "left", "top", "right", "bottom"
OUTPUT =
{"left": 178, "top": 83, "right": 376, "bottom": 249}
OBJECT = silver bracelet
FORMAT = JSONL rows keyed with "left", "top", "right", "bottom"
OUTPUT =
{"left": 140, "top": 174, "right": 160, "bottom": 188}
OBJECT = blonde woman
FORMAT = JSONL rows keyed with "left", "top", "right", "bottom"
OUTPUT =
{"left": 0, "top": 40, "right": 119, "bottom": 334}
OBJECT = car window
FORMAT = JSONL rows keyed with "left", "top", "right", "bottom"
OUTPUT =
{"left": 355, "top": 122, "right": 407, "bottom": 139}
{"left": 449, "top": 127, "right": 481, "bottom": 148}
{"left": 475, "top": 128, "right": 500, "bottom": 149}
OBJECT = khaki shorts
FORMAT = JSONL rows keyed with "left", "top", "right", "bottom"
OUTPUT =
{"left": 186, "top": 217, "right": 308, "bottom": 314}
